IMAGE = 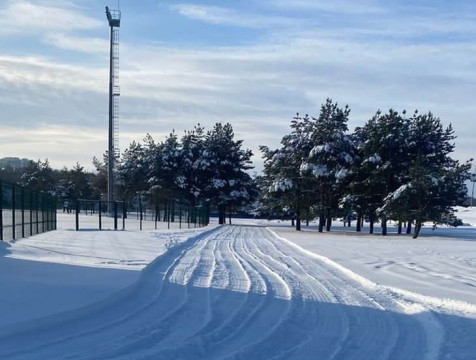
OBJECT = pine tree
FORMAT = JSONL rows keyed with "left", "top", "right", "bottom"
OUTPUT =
{"left": 20, "top": 159, "right": 55, "bottom": 194}
{"left": 203, "top": 123, "right": 253, "bottom": 224}
{"left": 179, "top": 124, "right": 207, "bottom": 205}
{"left": 260, "top": 112, "right": 316, "bottom": 230}
{"left": 357, "top": 109, "right": 410, "bottom": 235}
{"left": 302, "top": 99, "right": 354, "bottom": 232}
{"left": 117, "top": 140, "right": 149, "bottom": 202}
{"left": 378, "top": 111, "right": 472, "bottom": 238}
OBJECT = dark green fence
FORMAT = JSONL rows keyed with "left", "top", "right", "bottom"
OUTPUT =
{"left": 0, "top": 181, "right": 57, "bottom": 241}
{"left": 130, "top": 198, "right": 210, "bottom": 230}
{"left": 74, "top": 198, "right": 209, "bottom": 231}
{"left": 75, "top": 200, "right": 126, "bottom": 231}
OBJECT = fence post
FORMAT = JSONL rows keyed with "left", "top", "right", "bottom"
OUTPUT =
{"left": 21, "top": 187, "right": 25, "bottom": 238}
{"left": 29, "top": 192, "right": 33, "bottom": 236}
{"left": 114, "top": 201, "right": 118, "bottom": 230}
{"left": 12, "top": 186, "right": 16, "bottom": 240}
{"left": 0, "top": 181, "right": 3, "bottom": 241}
{"left": 122, "top": 202, "right": 126, "bottom": 230}
{"left": 75, "top": 200, "right": 79, "bottom": 231}
{"left": 179, "top": 201, "right": 182, "bottom": 229}
{"left": 99, "top": 201, "right": 102, "bottom": 230}
{"left": 40, "top": 195, "right": 44, "bottom": 233}
{"left": 167, "top": 199, "right": 171, "bottom": 229}
{"left": 139, "top": 197, "right": 143, "bottom": 231}
{"left": 53, "top": 198, "right": 57, "bottom": 230}
{"left": 155, "top": 205, "right": 158, "bottom": 230}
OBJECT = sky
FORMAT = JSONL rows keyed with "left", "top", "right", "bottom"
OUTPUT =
{"left": 0, "top": 0, "right": 475, "bottom": 173}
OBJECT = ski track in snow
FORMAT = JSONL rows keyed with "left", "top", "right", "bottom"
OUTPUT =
{"left": 0, "top": 226, "right": 474, "bottom": 359}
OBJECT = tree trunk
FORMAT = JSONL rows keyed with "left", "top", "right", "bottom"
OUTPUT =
{"left": 218, "top": 205, "right": 225, "bottom": 225}
{"left": 229, "top": 212, "right": 232, "bottom": 225}
{"left": 318, "top": 214, "right": 325, "bottom": 232}
{"left": 413, "top": 221, "right": 422, "bottom": 239}
{"left": 369, "top": 215, "right": 374, "bottom": 234}
{"left": 296, "top": 215, "right": 301, "bottom": 231}
{"left": 291, "top": 218, "right": 295, "bottom": 227}
{"left": 381, "top": 215, "right": 387, "bottom": 236}
{"left": 325, "top": 208, "right": 331, "bottom": 231}
{"left": 406, "top": 220, "right": 412, "bottom": 234}
{"left": 397, "top": 221, "right": 402, "bottom": 234}
{"left": 356, "top": 213, "right": 362, "bottom": 232}
{"left": 306, "top": 219, "right": 309, "bottom": 226}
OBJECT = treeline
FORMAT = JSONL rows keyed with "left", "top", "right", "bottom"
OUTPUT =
{"left": 258, "top": 99, "right": 471, "bottom": 238}
{"left": 1, "top": 159, "right": 106, "bottom": 201}
{"left": 116, "top": 123, "right": 256, "bottom": 223}
{"left": 3, "top": 123, "right": 257, "bottom": 224}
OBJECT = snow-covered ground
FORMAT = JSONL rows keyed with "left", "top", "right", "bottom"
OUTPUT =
{"left": 0, "top": 213, "right": 215, "bottom": 327}
{"left": 455, "top": 205, "right": 476, "bottom": 226}
{"left": 0, "top": 210, "right": 475, "bottom": 359}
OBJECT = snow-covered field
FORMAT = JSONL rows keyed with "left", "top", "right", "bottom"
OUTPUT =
{"left": 0, "top": 210, "right": 475, "bottom": 359}
{"left": 0, "top": 214, "right": 214, "bottom": 327}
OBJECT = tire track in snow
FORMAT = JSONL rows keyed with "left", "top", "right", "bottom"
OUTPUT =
{"left": 267, "top": 228, "right": 442, "bottom": 360}
{"left": 86, "top": 228, "right": 226, "bottom": 359}
{"left": 0, "top": 227, "right": 224, "bottom": 359}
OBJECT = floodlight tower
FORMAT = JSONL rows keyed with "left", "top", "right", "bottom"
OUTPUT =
{"left": 105, "top": 6, "right": 121, "bottom": 204}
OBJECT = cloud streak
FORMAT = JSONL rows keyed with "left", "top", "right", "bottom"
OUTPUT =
{"left": 0, "top": 0, "right": 101, "bottom": 34}
{"left": 171, "top": 4, "right": 296, "bottom": 29}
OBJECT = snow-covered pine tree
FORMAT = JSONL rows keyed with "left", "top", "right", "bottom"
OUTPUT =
{"left": 20, "top": 159, "right": 55, "bottom": 194}
{"left": 357, "top": 109, "right": 410, "bottom": 235}
{"left": 179, "top": 124, "right": 207, "bottom": 206}
{"left": 377, "top": 111, "right": 472, "bottom": 238}
{"left": 203, "top": 123, "right": 253, "bottom": 224}
{"left": 260, "top": 113, "right": 316, "bottom": 231}
{"left": 301, "top": 99, "right": 354, "bottom": 232}
{"left": 117, "top": 140, "right": 149, "bottom": 202}
{"left": 147, "top": 131, "right": 183, "bottom": 206}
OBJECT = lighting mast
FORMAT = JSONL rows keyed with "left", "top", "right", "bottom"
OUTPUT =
{"left": 105, "top": 6, "right": 121, "bottom": 204}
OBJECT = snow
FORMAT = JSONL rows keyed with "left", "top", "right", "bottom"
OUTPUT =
{"left": 455, "top": 205, "right": 476, "bottom": 226}
{"left": 0, "top": 211, "right": 475, "bottom": 358}
{"left": 365, "top": 153, "right": 382, "bottom": 164}
{"left": 0, "top": 214, "right": 215, "bottom": 328}
{"left": 270, "top": 178, "right": 293, "bottom": 192}
{"left": 377, "top": 183, "right": 412, "bottom": 213}
{"left": 300, "top": 163, "right": 328, "bottom": 177}
{"left": 309, "top": 144, "right": 330, "bottom": 157}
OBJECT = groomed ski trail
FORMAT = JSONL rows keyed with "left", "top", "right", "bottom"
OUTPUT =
{"left": 0, "top": 225, "right": 473, "bottom": 359}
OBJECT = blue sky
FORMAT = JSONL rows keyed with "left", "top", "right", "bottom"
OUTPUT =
{"left": 0, "top": 0, "right": 475, "bottom": 172}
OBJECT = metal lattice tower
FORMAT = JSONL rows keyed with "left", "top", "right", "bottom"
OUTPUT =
{"left": 106, "top": 6, "right": 120, "bottom": 204}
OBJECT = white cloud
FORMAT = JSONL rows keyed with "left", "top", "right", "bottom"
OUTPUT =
{"left": 0, "top": 55, "right": 105, "bottom": 91}
{"left": 43, "top": 33, "right": 109, "bottom": 54}
{"left": 270, "top": 0, "right": 385, "bottom": 15}
{"left": 171, "top": 4, "right": 296, "bottom": 29}
{"left": 0, "top": 0, "right": 101, "bottom": 34}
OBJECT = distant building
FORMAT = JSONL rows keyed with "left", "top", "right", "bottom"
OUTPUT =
{"left": 0, "top": 157, "right": 32, "bottom": 170}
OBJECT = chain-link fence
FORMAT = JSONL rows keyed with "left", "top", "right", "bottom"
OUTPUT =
{"left": 74, "top": 200, "right": 126, "bottom": 231}
{"left": 0, "top": 181, "right": 57, "bottom": 241}
{"left": 74, "top": 198, "right": 209, "bottom": 231}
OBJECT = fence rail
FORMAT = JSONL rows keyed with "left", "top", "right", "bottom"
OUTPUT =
{"left": 0, "top": 181, "right": 57, "bottom": 241}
